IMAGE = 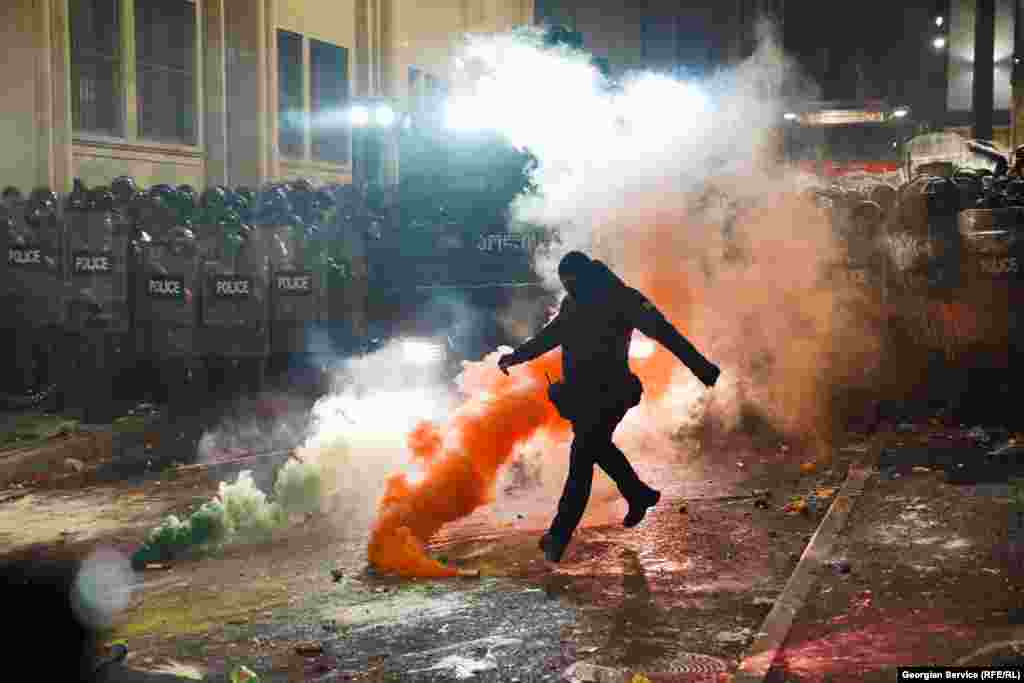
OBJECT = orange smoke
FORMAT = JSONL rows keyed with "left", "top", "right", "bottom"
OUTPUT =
{"left": 367, "top": 188, "right": 854, "bottom": 578}
{"left": 367, "top": 290, "right": 694, "bottom": 577}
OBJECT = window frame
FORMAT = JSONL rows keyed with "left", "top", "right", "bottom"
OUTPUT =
{"left": 70, "top": 0, "right": 203, "bottom": 153}
{"left": 277, "top": 29, "right": 306, "bottom": 160}
{"left": 275, "top": 30, "right": 352, "bottom": 167}
{"left": 309, "top": 38, "right": 351, "bottom": 165}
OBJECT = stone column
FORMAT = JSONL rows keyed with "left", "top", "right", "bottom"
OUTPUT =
{"left": 204, "top": 0, "right": 229, "bottom": 186}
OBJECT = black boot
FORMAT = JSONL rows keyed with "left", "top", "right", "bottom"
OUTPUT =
{"left": 623, "top": 488, "right": 661, "bottom": 528}
{"left": 539, "top": 533, "right": 569, "bottom": 563}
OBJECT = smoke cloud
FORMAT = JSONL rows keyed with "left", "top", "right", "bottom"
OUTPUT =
{"left": 362, "top": 23, "right": 883, "bottom": 576}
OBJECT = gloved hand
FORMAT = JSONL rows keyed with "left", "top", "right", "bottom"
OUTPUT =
{"left": 699, "top": 362, "right": 720, "bottom": 388}
{"left": 498, "top": 354, "right": 516, "bottom": 376}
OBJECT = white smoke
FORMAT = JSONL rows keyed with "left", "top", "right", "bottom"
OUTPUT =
{"left": 446, "top": 23, "right": 811, "bottom": 284}
{"left": 437, "top": 22, "right": 865, "bottom": 465}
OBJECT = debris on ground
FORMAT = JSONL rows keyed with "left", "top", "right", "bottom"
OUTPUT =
{"left": 784, "top": 497, "right": 810, "bottom": 515}
{"left": 851, "top": 590, "right": 873, "bottom": 611}
{"left": 679, "top": 504, "right": 688, "bottom": 514}
{"left": 302, "top": 655, "right": 338, "bottom": 676}
{"left": 829, "top": 558, "right": 852, "bottom": 574}
{"left": 63, "top": 457, "right": 84, "bottom": 473}
{"left": 800, "top": 461, "right": 818, "bottom": 475}
{"left": 294, "top": 641, "right": 323, "bottom": 657}
{"left": 229, "top": 665, "right": 260, "bottom": 683}
{"left": 330, "top": 568, "right": 345, "bottom": 582}
{"left": 322, "top": 619, "right": 338, "bottom": 633}
{"left": 912, "top": 466, "right": 932, "bottom": 473}
{"left": 715, "top": 627, "right": 755, "bottom": 643}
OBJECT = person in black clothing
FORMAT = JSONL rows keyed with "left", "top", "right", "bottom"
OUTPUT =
{"left": 498, "top": 251, "right": 720, "bottom": 562}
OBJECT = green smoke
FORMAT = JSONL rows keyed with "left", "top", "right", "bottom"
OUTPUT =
{"left": 132, "top": 461, "right": 323, "bottom": 568}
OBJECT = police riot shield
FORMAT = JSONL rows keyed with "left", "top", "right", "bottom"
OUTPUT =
{"left": 3, "top": 188, "right": 66, "bottom": 326}
{"left": 58, "top": 182, "right": 133, "bottom": 421}
{"left": 197, "top": 190, "right": 268, "bottom": 388}
{"left": 258, "top": 186, "right": 328, "bottom": 360}
{"left": 137, "top": 224, "right": 199, "bottom": 359}
{"left": 0, "top": 188, "right": 65, "bottom": 400}
{"left": 66, "top": 185, "right": 132, "bottom": 332}
{"left": 958, "top": 209, "right": 1024, "bottom": 358}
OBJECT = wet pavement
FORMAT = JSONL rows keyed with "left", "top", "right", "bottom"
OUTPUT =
{"left": 1, "top": 428, "right": 856, "bottom": 682}
{"left": 768, "top": 427, "right": 1024, "bottom": 683}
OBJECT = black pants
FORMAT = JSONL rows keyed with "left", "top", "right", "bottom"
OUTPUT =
{"left": 548, "top": 400, "right": 655, "bottom": 543}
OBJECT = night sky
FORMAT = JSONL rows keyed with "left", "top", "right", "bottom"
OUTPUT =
{"left": 782, "top": 0, "right": 938, "bottom": 106}
{"left": 538, "top": 0, "right": 944, "bottom": 114}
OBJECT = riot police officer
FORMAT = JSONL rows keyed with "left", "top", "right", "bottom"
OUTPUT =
{"left": 498, "top": 251, "right": 720, "bottom": 562}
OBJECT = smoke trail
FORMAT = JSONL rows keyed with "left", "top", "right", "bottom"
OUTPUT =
{"left": 367, "top": 24, "right": 880, "bottom": 576}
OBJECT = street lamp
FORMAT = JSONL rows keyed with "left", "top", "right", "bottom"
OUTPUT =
{"left": 933, "top": 36, "right": 947, "bottom": 50}
{"left": 374, "top": 105, "right": 397, "bottom": 127}
{"left": 349, "top": 105, "right": 371, "bottom": 127}
{"left": 935, "top": 16, "right": 944, "bottom": 27}
{"left": 892, "top": 107, "right": 909, "bottom": 118}
{"left": 783, "top": 112, "right": 798, "bottom": 121}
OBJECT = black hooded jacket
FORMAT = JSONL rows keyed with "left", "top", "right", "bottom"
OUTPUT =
{"left": 506, "top": 260, "right": 719, "bottom": 391}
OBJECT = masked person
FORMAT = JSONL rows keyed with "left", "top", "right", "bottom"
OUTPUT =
{"left": 498, "top": 251, "right": 720, "bottom": 562}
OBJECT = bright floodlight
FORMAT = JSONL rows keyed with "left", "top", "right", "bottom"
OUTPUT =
{"left": 933, "top": 36, "right": 947, "bottom": 49}
{"left": 375, "top": 105, "right": 396, "bottom": 127}
{"left": 629, "top": 334, "right": 655, "bottom": 359}
{"left": 402, "top": 339, "right": 443, "bottom": 365}
{"left": 444, "top": 98, "right": 488, "bottom": 131}
{"left": 349, "top": 105, "right": 370, "bottom": 127}
{"left": 935, "top": 16, "right": 944, "bottom": 27}
{"left": 784, "top": 112, "right": 798, "bottom": 121}
{"left": 893, "top": 107, "right": 909, "bottom": 118}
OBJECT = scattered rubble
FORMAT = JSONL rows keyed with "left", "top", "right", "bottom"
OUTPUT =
{"left": 229, "top": 665, "right": 260, "bottom": 683}
{"left": 715, "top": 627, "right": 754, "bottom": 643}
{"left": 829, "top": 558, "right": 852, "bottom": 574}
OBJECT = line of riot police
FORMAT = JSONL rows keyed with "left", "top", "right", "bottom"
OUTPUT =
{"left": 808, "top": 166, "right": 1022, "bottom": 427}
{"left": 0, "top": 177, "right": 370, "bottom": 424}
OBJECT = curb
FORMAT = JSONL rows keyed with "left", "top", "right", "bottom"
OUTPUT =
{"left": 731, "top": 463, "right": 873, "bottom": 683}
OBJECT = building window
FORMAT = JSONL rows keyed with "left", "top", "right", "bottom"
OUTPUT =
{"left": 278, "top": 30, "right": 305, "bottom": 159}
{"left": 70, "top": 0, "right": 123, "bottom": 136}
{"left": 310, "top": 40, "right": 350, "bottom": 164}
{"left": 70, "top": 0, "right": 199, "bottom": 145}
{"left": 277, "top": 32, "right": 351, "bottom": 164}
{"left": 136, "top": 0, "right": 197, "bottom": 144}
